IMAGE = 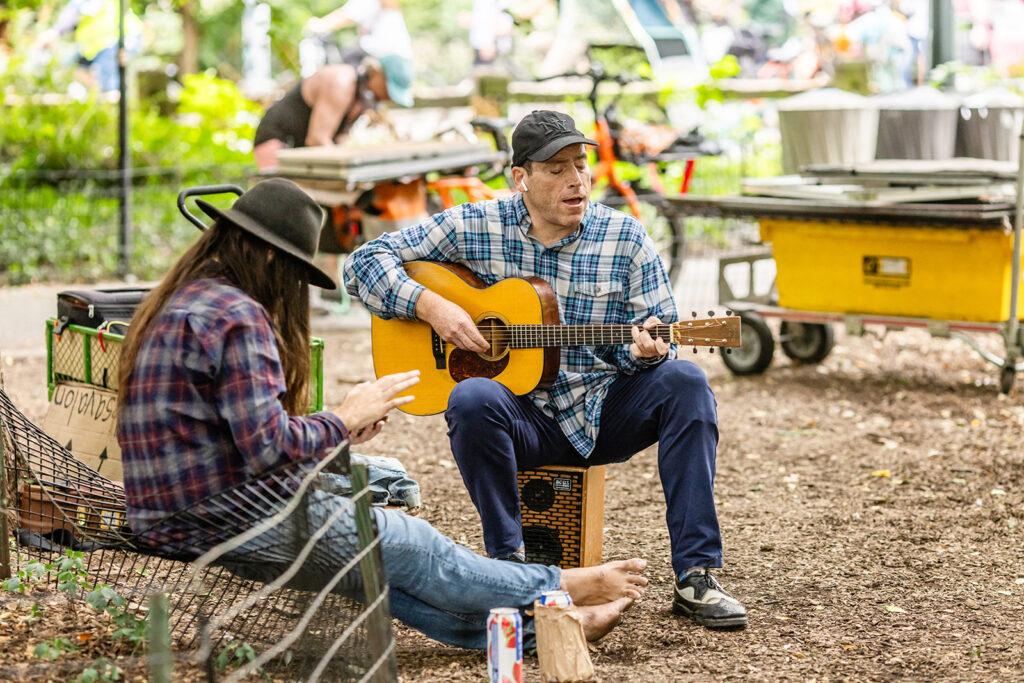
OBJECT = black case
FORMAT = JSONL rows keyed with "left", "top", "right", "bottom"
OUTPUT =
{"left": 56, "top": 288, "right": 150, "bottom": 331}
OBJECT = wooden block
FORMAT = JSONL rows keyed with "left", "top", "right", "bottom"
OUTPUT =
{"left": 517, "top": 465, "right": 605, "bottom": 569}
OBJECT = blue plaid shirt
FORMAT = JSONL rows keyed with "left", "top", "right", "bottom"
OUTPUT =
{"left": 343, "top": 194, "right": 678, "bottom": 456}
{"left": 117, "top": 277, "right": 348, "bottom": 531}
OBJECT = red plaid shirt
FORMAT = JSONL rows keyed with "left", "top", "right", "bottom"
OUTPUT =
{"left": 116, "top": 277, "right": 347, "bottom": 531}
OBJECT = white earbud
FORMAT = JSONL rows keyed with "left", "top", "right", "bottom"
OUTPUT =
{"left": 520, "top": 181, "right": 529, "bottom": 192}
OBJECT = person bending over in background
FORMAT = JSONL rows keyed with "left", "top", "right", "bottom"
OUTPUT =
{"left": 115, "top": 178, "right": 647, "bottom": 649}
{"left": 252, "top": 55, "right": 413, "bottom": 172}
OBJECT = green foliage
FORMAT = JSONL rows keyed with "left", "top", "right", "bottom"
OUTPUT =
{"left": 1, "top": 55, "right": 255, "bottom": 284}
{"left": 76, "top": 658, "right": 123, "bottom": 683}
{"left": 2, "top": 560, "right": 48, "bottom": 594}
{"left": 87, "top": 584, "right": 127, "bottom": 612}
{"left": 694, "top": 56, "right": 742, "bottom": 109}
{"left": 110, "top": 608, "right": 148, "bottom": 646}
{"left": 34, "top": 637, "right": 78, "bottom": 661}
{"left": 215, "top": 640, "right": 259, "bottom": 674}
{"left": 55, "top": 550, "right": 91, "bottom": 599}
{"left": 175, "top": 71, "right": 261, "bottom": 159}
{"left": 83, "top": 574, "right": 147, "bottom": 648}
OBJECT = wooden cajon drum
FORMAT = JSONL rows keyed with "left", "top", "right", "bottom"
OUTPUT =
{"left": 516, "top": 465, "right": 605, "bottom": 568}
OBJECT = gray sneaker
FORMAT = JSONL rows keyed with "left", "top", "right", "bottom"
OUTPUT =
{"left": 672, "top": 569, "right": 747, "bottom": 629}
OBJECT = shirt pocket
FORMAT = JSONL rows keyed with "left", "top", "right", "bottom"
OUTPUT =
{"left": 566, "top": 279, "right": 624, "bottom": 325}
{"left": 571, "top": 280, "right": 623, "bottom": 298}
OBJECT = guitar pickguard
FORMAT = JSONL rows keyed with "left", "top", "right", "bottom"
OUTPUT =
{"left": 449, "top": 348, "right": 509, "bottom": 382}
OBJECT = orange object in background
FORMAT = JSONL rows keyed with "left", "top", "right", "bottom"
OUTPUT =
{"left": 371, "top": 178, "right": 428, "bottom": 219}
{"left": 326, "top": 204, "right": 361, "bottom": 253}
{"left": 427, "top": 176, "right": 512, "bottom": 210}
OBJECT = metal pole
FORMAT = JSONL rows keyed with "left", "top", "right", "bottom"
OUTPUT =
{"left": 117, "top": 0, "right": 132, "bottom": 278}
{"left": 929, "top": 0, "right": 954, "bottom": 72}
{"left": 0, "top": 426, "right": 11, "bottom": 581}
{"left": 1008, "top": 129, "right": 1024, "bottom": 358}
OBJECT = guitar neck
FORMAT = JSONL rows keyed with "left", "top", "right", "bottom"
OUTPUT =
{"left": 501, "top": 321, "right": 736, "bottom": 348}
{"left": 507, "top": 324, "right": 651, "bottom": 348}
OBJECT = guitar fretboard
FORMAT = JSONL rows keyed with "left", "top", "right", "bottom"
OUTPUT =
{"left": 487, "top": 322, "right": 731, "bottom": 348}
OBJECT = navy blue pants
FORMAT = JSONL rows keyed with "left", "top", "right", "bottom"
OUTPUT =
{"left": 445, "top": 359, "right": 723, "bottom": 577}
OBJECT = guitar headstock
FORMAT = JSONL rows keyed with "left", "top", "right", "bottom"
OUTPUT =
{"left": 670, "top": 311, "right": 741, "bottom": 348}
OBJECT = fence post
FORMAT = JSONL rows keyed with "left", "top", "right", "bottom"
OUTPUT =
{"left": 350, "top": 462, "right": 394, "bottom": 678}
{"left": 0, "top": 425, "right": 10, "bottom": 581}
{"left": 149, "top": 592, "right": 172, "bottom": 683}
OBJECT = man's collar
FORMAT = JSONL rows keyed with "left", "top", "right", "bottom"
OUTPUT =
{"left": 512, "top": 192, "right": 530, "bottom": 227}
{"left": 513, "top": 193, "right": 594, "bottom": 242}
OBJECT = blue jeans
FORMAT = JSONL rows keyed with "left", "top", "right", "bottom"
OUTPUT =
{"left": 228, "top": 486, "right": 561, "bottom": 649}
{"left": 445, "top": 360, "right": 723, "bottom": 577}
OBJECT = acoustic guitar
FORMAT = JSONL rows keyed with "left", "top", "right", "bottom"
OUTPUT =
{"left": 371, "top": 261, "right": 741, "bottom": 415}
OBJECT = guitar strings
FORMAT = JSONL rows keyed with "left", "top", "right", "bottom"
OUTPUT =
{"left": 467, "top": 325, "right": 727, "bottom": 342}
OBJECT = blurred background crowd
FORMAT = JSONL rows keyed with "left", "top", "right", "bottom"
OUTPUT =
{"left": 3, "top": 0, "right": 1024, "bottom": 287}
{"left": 4, "top": 0, "right": 1023, "bottom": 100}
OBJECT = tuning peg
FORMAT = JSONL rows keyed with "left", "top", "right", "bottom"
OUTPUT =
{"left": 691, "top": 311, "right": 697, "bottom": 318}
{"left": 709, "top": 347, "right": 715, "bottom": 354}
{"left": 725, "top": 348, "right": 732, "bottom": 354}
{"left": 692, "top": 347, "right": 697, "bottom": 354}
{"left": 708, "top": 310, "right": 714, "bottom": 317}
{"left": 726, "top": 309, "right": 733, "bottom": 316}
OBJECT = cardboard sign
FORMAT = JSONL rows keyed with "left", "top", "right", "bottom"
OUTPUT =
{"left": 42, "top": 381, "right": 123, "bottom": 481}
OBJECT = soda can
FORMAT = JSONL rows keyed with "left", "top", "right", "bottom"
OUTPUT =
{"left": 487, "top": 607, "right": 523, "bottom": 683}
{"left": 537, "top": 590, "right": 573, "bottom": 607}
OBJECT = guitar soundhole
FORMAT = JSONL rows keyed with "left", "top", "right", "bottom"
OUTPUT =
{"left": 476, "top": 317, "right": 509, "bottom": 361}
{"left": 449, "top": 316, "right": 510, "bottom": 383}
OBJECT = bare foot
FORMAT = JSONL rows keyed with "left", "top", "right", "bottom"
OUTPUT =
{"left": 578, "top": 596, "right": 634, "bottom": 641}
{"left": 560, "top": 558, "right": 648, "bottom": 606}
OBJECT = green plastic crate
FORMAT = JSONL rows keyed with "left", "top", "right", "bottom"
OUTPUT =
{"left": 47, "top": 319, "right": 325, "bottom": 412}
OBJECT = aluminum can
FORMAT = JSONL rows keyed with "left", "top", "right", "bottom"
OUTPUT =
{"left": 537, "top": 589, "right": 574, "bottom": 607}
{"left": 487, "top": 607, "right": 523, "bottom": 683}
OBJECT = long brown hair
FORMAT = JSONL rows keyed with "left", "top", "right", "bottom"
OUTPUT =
{"left": 117, "top": 222, "right": 312, "bottom": 416}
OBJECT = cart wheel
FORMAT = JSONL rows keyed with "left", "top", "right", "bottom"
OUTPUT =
{"left": 779, "top": 321, "right": 834, "bottom": 364}
{"left": 722, "top": 311, "right": 774, "bottom": 376}
{"left": 1000, "top": 364, "right": 1016, "bottom": 394}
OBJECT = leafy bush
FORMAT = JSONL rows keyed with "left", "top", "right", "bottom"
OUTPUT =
{"left": 1, "top": 56, "right": 256, "bottom": 284}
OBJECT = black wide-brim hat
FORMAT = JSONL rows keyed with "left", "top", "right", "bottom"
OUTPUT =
{"left": 195, "top": 178, "right": 336, "bottom": 290}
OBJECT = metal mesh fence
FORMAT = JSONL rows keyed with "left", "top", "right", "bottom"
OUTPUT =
{"left": 1, "top": 386, "right": 396, "bottom": 682}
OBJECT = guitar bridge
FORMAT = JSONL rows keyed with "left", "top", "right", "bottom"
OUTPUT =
{"left": 431, "top": 329, "right": 447, "bottom": 369}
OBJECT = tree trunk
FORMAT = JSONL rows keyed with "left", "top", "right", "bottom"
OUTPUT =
{"left": 179, "top": 0, "right": 200, "bottom": 75}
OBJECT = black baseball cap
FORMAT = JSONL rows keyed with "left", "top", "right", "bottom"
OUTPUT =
{"left": 511, "top": 110, "right": 597, "bottom": 168}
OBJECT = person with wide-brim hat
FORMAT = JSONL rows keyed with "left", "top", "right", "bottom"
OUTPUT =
{"left": 114, "top": 177, "right": 647, "bottom": 652}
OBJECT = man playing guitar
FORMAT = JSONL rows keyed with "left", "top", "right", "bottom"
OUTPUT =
{"left": 343, "top": 110, "right": 746, "bottom": 629}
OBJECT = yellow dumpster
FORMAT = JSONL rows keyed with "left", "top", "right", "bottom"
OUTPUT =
{"left": 760, "top": 218, "right": 1024, "bottom": 323}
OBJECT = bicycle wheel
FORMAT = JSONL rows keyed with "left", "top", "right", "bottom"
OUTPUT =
{"left": 599, "top": 192, "right": 685, "bottom": 286}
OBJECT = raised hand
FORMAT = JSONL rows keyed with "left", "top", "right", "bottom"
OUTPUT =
{"left": 333, "top": 370, "right": 420, "bottom": 435}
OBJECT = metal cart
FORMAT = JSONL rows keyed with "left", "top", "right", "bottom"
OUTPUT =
{"left": 669, "top": 194, "right": 1024, "bottom": 393}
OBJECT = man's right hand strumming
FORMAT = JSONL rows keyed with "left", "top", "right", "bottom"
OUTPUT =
{"left": 415, "top": 289, "right": 490, "bottom": 353}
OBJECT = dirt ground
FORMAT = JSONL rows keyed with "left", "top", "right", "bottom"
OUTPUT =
{"left": 3, "top": 318, "right": 1024, "bottom": 682}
